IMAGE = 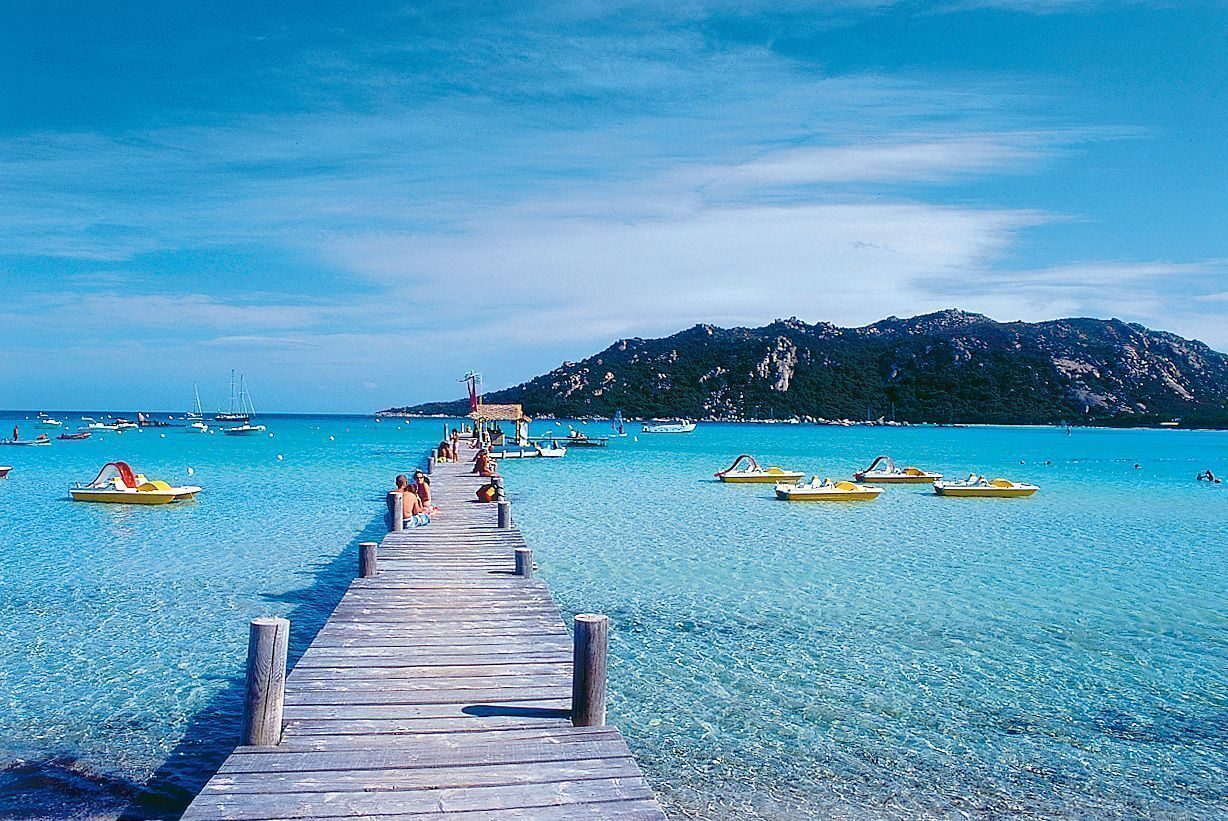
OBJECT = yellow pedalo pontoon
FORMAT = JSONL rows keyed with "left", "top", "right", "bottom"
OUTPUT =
{"left": 775, "top": 476, "right": 883, "bottom": 501}
{"left": 71, "top": 461, "right": 202, "bottom": 505}
{"left": 854, "top": 455, "right": 942, "bottom": 484}
{"left": 715, "top": 454, "right": 805, "bottom": 484}
{"left": 933, "top": 473, "right": 1038, "bottom": 498}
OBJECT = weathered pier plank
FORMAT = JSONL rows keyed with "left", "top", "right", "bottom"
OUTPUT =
{"left": 183, "top": 458, "right": 664, "bottom": 820}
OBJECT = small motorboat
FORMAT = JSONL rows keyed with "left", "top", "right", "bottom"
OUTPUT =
{"left": 934, "top": 474, "right": 1039, "bottom": 498}
{"left": 186, "top": 421, "right": 210, "bottom": 433}
{"left": 0, "top": 466, "right": 10, "bottom": 478}
{"left": 222, "top": 423, "right": 268, "bottom": 436}
{"left": 36, "top": 415, "right": 64, "bottom": 428}
{"left": 2, "top": 434, "right": 51, "bottom": 447}
{"left": 563, "top": 431, "right": 609, "bottom": 448}
{"left": 775, "top": 477, "right": 883, "bottom": 501}
{"left": 715, "top": 454, "right": 804, "bottom": 483}
{"left": 70, "top": 461, "right": 201, "bottom": 504}
{"left": 535, "top": 441, "right": 566, "bottom": 458}
{"left": 57, "top": 432, "right": 91, "bottom": 441}
{"left": 642, "top": 419, "right": 696, "bottom": 433}
{"left": 854, "top": 455, "right": 942, "bottom": 484}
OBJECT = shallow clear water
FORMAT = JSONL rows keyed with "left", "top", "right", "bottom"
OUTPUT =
{"left": 0, "top": 415, "right": 1225, "bottom": 818}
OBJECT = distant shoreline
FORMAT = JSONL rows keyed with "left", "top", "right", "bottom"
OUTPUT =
{"left": 374, "top": 410, "right": 1227, "bottom": 431}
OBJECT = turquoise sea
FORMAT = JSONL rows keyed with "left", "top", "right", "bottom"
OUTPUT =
{"left": 0, "top": 413, "right": 1225, "bottom": 818}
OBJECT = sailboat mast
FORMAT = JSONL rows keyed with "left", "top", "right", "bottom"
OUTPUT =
{"left": 229, "top": 369, "right": 238, "bottom": 414}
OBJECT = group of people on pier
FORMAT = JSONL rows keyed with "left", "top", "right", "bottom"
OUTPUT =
{"left": 393, "top": 470, "right": 435, "bottom": 528}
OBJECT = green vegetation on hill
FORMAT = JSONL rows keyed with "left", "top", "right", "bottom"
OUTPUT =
{"left": 388, "top": 310, "right": 1228, "bottom": 427}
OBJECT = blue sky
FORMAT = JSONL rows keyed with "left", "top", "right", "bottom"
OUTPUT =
{"left": 2, "top": 1, "right": 1225, "bottom": 412}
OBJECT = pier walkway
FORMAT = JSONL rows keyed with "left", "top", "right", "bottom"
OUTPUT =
{"left": 183, "top": 458, "right": 664, "bottom": 819}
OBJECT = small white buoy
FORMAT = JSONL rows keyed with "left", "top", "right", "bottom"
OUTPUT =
{"left": 187, "top": 466, "right": 195, "bottom": 476}
{"left": 633, "top": 436, "right": 639, "bottom": 442}
{"left": 329, "top": 435, "right": 335, "bottom": 441}
{"left": 160, "top": 433, "right": 166, "bottom": 438}
{"left": 209, "top": 430, "right": 215, "bottom": 435}
{"left": 277, "top": 454, "right": 284, "bottom": 461}
{"left": 268, "top": 432, "right": 274, "bottom": 438}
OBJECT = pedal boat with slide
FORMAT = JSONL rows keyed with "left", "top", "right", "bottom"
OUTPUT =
{"left": 854, "top": 455, "right": 942, "bottom": 484}
{"left": 934, "top": 474, "right": 1039, "bottom": 498}
{"left": 775, "top": 476, "right": 883, "bottom": 501}
{"left": 715, "top": 454, "right": 805, "bottom": 484}
{"left": 70, "top": 462, "right": 201, "bottom": 505}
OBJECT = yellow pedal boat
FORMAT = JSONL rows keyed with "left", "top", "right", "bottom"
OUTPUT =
{"left": 70, "top": 462, "right": 201, "bottom": 505}
{"left": 775, "top": 477, "right": 883, "bottom": 501}
{"left": 934, "top": 474, "right": 1038, "bottom": 498}
{"left": 715, "top": 454, "right": 805, "bottom": 483}
{"left": 854, "top": 455, "right": 942, "bottom": 484}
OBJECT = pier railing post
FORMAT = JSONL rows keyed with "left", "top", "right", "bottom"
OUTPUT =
{"left": 497, "top": 500, "right": 511, "bottom": 529}
{"left": 514, "top": 547, "right": 533, "bottom": 578}
{"left": 429, "top": 448, "right": 437, "bottom": 474}
{"left": 571, "top": 614, "right": 608, "bottom": 727}
{"left": 388, "top": 491, "right": 403, "bottom": 532}
{"left": 359, "top": 541, "right": 378, "bottom": 578}
{"left": 492, "top": 476, "right": 505, "bottom": 501}
{"left": 241, "top": 616, "right": 290, "bottom": 746}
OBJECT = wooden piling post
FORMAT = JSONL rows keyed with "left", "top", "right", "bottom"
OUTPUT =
{"left": 241, "top": 616, "right": 290, "bottom": 746}
{"left": 571, "top": 614, "right": 608, "bottom": 727}
{"left": 388, "top": 491, "right": 403, "bottom": 532}
{"left": 497, "top": 500, "right": 511, "bottom": 529}
{"left": 492, "top": 476, "right": 505, "bottom": 501}
{"left": 429, "top": 448, "right": 437, "bottom": 474}
{"left": 359, "top": 542, "right": 378, "bottom": 578}
{"left": 514, "top": 546, "right": 533, "bottom": 578}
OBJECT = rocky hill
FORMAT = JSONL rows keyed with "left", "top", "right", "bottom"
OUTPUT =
{"left": 389, "top": 310, "right": 1228, "bottom": 427}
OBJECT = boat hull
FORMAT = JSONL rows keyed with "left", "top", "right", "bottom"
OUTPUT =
{"left": 0, "top": 467, "right": 10, "bottom": 478}
{"left": 775, "top": 484, "right": 883, "bottom": 501}
{"left": 70, "top": 489, "right": 197, "bottom": 504}
{"left": 934, "top": 486, "right": 1038, "bottom": 498}
{"left": 854, "top": 473, "right": 940, "bottom": 484}
{"left": 720, "top": 471, "right": 805, "bottom": 483}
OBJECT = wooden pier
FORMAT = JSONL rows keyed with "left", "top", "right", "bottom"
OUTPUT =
{"left": 182, "top": 458, "right": 665, "bottom": 819}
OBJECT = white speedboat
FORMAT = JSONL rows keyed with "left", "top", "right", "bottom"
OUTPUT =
{"left": 36, "top": 415, "right": 64, "bottom": 428}
{"left": 187, "top": 421, "right": 210, "bottom": 434}
{"left": 223, "top": 423, "right": 267, "bottom": 436}
{"left": 642, "top": 419, "right": 696, "bottom": 433}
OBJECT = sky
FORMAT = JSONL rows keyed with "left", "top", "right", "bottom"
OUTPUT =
{"left": 1, "top": 1, "right": 1226, "bottom": 413}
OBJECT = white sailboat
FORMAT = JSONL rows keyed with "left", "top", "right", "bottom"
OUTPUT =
{"left": 221, "top": 376, "right": 267, "bottom": 435}
{"left": 215, "top": 370, "right": 252, "bottom": 422}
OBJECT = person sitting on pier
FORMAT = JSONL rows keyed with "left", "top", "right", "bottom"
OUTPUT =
{"left": 394, "top": 474, "right": 431, "bottom": 527}
{"left": 409, "top": 470, "right": 439, "bottom": 515}
{"left": 472, "top": 448, "right": 497, "bottom": 477}
{"left": 437, "top": 440, "right": 452, "bottom": 462}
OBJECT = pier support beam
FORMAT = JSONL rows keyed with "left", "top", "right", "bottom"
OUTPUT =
{"left": 571, "top": 614, "right": 608, "bottom": 727}
{"left": 388, "top": 491, "right": 403, "bottom": 532}
{"left": 241, "top": 617, "right": 290, "bottom": 747}
{"left": 359, "top": 542, "right": 378, "bottom": 578}
{"left": 514, "top": 547, "right": 533, "bottom": 578}
{"left": 497, "top": 500, "right": 511, "bottom": 529}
